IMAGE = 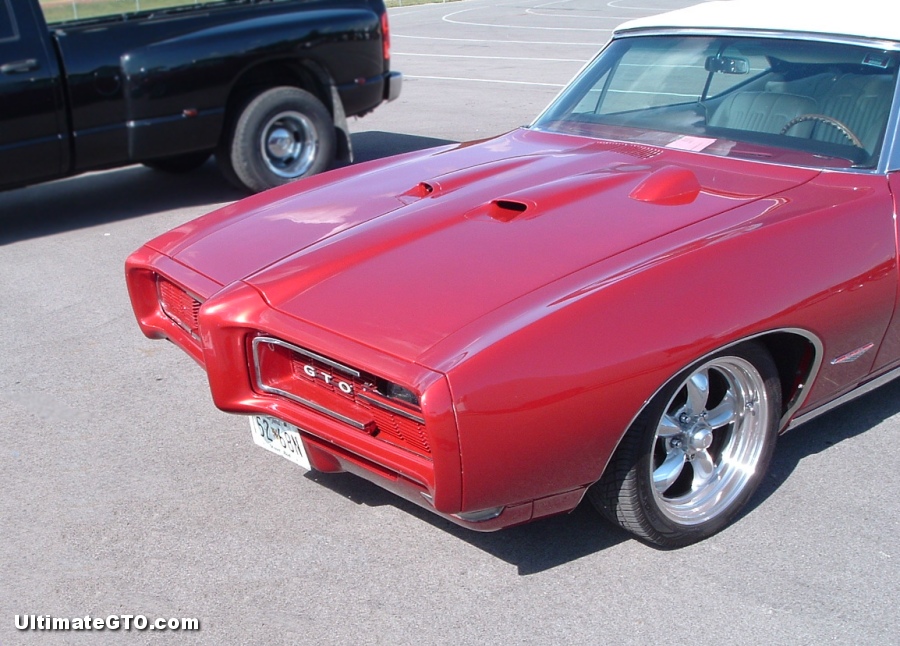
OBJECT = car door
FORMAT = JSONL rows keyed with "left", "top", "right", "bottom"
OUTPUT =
{"left": 871, "top": 173, "right": 900, "bottom": 371}
{"left": 0, "top": 0, "right": 67, "bottom": 190}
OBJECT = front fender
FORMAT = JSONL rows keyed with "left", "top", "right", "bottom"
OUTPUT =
{"left": 433, "top": 173, "right": 896, "bottom": 512}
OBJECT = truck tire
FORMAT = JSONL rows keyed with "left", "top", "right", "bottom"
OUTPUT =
{"left": 218, "top": 86, "right": 336, "bottom": 193}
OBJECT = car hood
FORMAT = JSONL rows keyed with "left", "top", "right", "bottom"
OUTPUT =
{"left": 172, "top": 129, "right": 818, "bottom": 363}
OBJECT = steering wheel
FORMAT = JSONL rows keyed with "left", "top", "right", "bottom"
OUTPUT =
{"left": 780, "top": 114, "right": 864, "bottom": 149}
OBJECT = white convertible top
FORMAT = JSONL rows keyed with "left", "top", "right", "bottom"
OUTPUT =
{"left": 615, "top": 1, "right": 900, "bottom": 44}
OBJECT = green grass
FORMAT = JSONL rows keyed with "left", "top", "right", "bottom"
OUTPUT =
{"left": 39, "top": 0, "right": 460, "bottom": 24}
{"left": 40, "top": 1, "right": 203, "bottom": 23}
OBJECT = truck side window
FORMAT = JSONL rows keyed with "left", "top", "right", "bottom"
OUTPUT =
{"left": 0, "top": 0, "right": 17, "bottom": 42}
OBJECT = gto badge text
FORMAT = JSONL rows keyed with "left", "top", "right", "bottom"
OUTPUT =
{"left": 303, "top": 364, "right": 353, "bottom": 394}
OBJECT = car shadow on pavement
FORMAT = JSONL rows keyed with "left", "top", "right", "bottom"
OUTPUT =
{"left": 745, "top": 376, "right": 900, "bottom": 517}
{"left": 309, "top": 378, "right": 900, "bottom": 573}
{"left": 307, "top": 469, "right": 629, "bottom": 575}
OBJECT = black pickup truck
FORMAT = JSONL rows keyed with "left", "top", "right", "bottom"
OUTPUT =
{"left": 0, "top": 0, "right": 401, "bottom": 193}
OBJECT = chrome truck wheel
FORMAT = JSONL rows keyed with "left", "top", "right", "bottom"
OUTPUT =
{"left": 218, "top": 86, "right": 335, "bottom": 193}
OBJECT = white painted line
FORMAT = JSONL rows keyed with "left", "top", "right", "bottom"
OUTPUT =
{"left": 525, "top": 0, "right": 673, "bottom": 14}
{"left": 525, "top": 9, "right": 640, "bottom": 20}
{"left": 607, "top": 0, "right": 678, "bottom": 9}
{"left": 441, "top": 7, "right": 613, "bottom": 31}
{"left": 405, "top": 75, "right": 566, "bottom": 87}
{"left": 394, "top": 52, "right": 589, "bottom": 63}
{"left": 394, "top": 34, "right": 604, "bottom": 46}
{"left": 526, "top": 0, "right": 644, "bottom": 20}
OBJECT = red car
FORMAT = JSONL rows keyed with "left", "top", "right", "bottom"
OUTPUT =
{"left": 127, "top": 1, "right": 900, "bottom": 547}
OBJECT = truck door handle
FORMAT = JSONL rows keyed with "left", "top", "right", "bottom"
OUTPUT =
{"left": 1, "top": 59, "right": 39, "bottom": 74}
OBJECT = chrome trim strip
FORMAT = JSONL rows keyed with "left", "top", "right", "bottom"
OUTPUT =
{"left": 883, "top": 73, "right": 900, "bottom": 172}
{"left": 253, "top": 336, "right": 361, "bottom": 378}
{"left": 357, "top": 393, "right": 426, "bottom": 424}
{"left": 255, "top": 383, "right": 368, "bottom": 431}
{"left": 780, "top": 330, "right": 826, "bottom": 428}
{"left": 610, "top": 329, "right": 824, "bottom": 453}
{"left": 613, "top": 28, "right": 900, "bottom": 51}
{"left": 787, "top": 364, "right": 900, "bottom": 430}
{"left": 250, "top": 337, "right": 367, "bottom": 430}
{"left": 830, "top": 343, "right": 875, "bottom": 365}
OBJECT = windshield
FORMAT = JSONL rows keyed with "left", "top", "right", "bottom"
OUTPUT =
{"left": 533, "top": 35, "right": 899, "bottom": 169}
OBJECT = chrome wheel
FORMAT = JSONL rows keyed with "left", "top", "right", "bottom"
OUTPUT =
{"left": 590, "top": 342, "right": 780, "bottom": 547}
{"left": 219, "top": 86, "right": 335, "bottom": 193}
{"left": 650, "top": 356, "right": 770, "bottom": 525}
{"left": 260, "top": 110, "right": 319, "bottom": 178}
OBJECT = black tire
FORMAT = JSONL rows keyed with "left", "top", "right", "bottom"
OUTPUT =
{"left": 590, "top": 342, "right": 781, "bottom": 548}
{"left": 217, "top": 86, "right": 335, "bottom": 193}
{"left": 143, "top": 151, "right": 211, "bottom": 173}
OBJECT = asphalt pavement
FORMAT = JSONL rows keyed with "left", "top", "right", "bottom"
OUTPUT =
{"left": 1, "top": 1, "right": 898, "bottom": 644}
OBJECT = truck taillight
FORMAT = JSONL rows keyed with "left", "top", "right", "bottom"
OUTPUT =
{"left": 382, "top": 11, "right": 391, "bottom": 61}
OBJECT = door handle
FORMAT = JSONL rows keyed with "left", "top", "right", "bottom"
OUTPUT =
{"left": 1, "top": 59, "right": 39, "bottom": 74}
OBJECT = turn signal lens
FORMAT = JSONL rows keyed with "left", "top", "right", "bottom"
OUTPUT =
{"left": 378, "top": 380, "right": 419, "bottom": 407}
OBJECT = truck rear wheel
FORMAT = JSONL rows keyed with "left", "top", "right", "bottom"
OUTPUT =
{"left": 218, "top": 86, "right": 336, "bottom": 193}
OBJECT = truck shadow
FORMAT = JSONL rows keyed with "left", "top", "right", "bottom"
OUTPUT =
{"left": 0, "top": 132, "right": 455, "bottom": 245}
{"left": 350, "top": 131, "right": 454, "bottom": 163}
{"left": 308, "top": 378, "right": 900, "bottom": 574}
{"left": 0, "top": 161, "right": 243, "bottom": 245}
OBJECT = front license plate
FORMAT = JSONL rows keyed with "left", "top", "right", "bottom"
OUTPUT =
{"left": 249, "top": 415, "right": 312, "bottom": 471}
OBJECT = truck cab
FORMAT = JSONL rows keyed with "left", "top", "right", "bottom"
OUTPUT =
{"left": 0, "top": 0, "right": 67, "bottom": 189}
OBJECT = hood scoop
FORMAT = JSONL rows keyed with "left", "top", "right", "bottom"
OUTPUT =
{"left": 629, "top": 165, "right": 701, "bottom": 206}
{"left": 399, "top": 156, "right": 544, "bottom": 205}
{"left": 464, "top": 197, "right": 535, "bottom": 223}
{"left": 466, "top": 168, "right": 646, "bottom": 224}
{"left": 400, "top": 181, "right": 436, "bottom": 203}
{"left": 487, "top": 199, "right": 532, "bottom": 222}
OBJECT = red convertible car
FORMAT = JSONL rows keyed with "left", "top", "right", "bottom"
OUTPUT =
{"left": 127, "top": 0, "right": 900, "bottom": 547}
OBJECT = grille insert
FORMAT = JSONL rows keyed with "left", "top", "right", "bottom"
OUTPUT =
{"left": 251, "top": 337, "right": 431, "bottom": 457}
{"left": 157, "top": 277, "right": 201, "bottom": 339}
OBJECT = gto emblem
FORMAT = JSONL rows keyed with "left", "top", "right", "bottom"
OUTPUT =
{"left": 303, "top": 364, "right": 353, "bottom": 395}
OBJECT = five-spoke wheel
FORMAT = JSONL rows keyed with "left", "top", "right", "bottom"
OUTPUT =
{"left": 591, "top": 342, "right": 781, "bottom": 548}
